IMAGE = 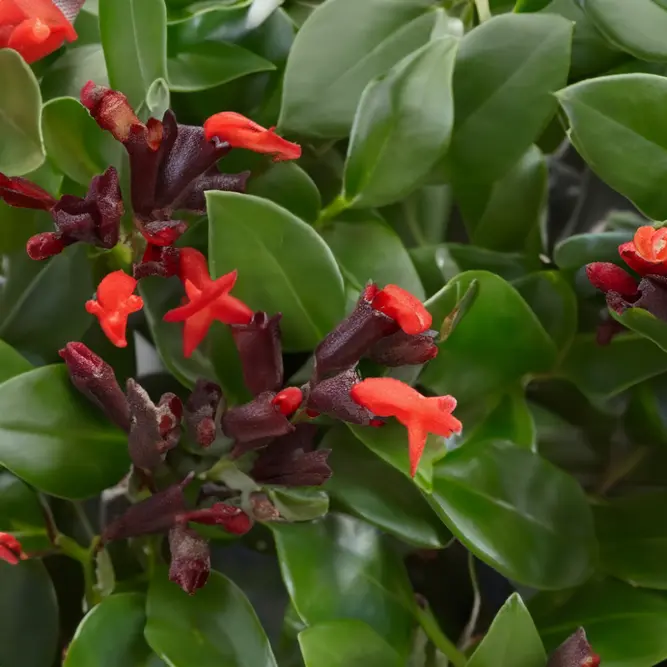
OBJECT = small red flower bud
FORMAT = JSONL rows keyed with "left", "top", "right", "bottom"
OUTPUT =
{"left": 26, "top": 231, "right": 66, "bottom": 260}
{"left": 0, "top": 532, "right": 27, "bottom": 565}
{"left": 371, "top": 284, "right": 432, "bottom": 335}
{"left": 168, "top": 524, "right": 210, "bottom": 595}
{"left": 619, "top": 225, "right": 667, "bottom": 277}
{"left": 203, "top": 112, "right": 301, "bottom": 162}
{"left": 585, "top": 262, "right": 638, "bottom": 297}
{"left": 0, "top": 172, "right": 57, "bottom": 209}
{"left": 185, "top": 379, "right": 223, "bottom": 448}
{"left": 86, "top": 271, "right": 143, "bottom": 348}
{"left": 305, "top": 409, "right": 320, "bottom": 419}
{"left": 272, "top": 387, "right": 303, "bottom": 416}
{"left": 179, "top": 503, "right": 252, "bottom": 535}
{"left": 547, "top": 628, "right": 600, "bottom": 667}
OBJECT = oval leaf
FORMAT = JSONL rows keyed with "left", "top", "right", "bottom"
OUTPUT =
{"left": 428, "top": 439, "right": 597, "bottom": 589}
{"left": 0, "top": 471, "right": 49, "bottom": 552}
{"left": 0, "top": 365, "right": 128, "bottom": 499}
{"left": 207, "top": 192, "right": 346, "bottom": 351}
{"left": 0, "top": 340, "right": 32, "bottom": 385}
{"left": 554, "top": 231, "right": 633, "bottom": 269}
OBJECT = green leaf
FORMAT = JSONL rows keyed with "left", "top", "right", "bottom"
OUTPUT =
{"left": 298, "top": 620, "right": 402, "bottom": 667}
{"left": 0, "top": 560, "right": 58, "bottom": 667}
{"left": 268, "top": 488, "right": 329, "bottom": 522}
{"left": 343, "top": 36, "right": 458, "bottom": 209}
{"left": 278, "top": 0, "right": 436, "bottom": 138}
{"left": 99, "top": 0, "right": 168, "bottom": 109}
{"left": 42, "top": 97, "right": 115, "bottom": 186}
{"left": 323, "top": 426, "right": 451, "bottom": 548}
{"left": 448, "top": 13, "right": 572, "bottom": 181}
{"left": 64, "top": 593, "right": 157, "bottom": 667}
{"left": 612, "top": 307, "right": 667, "bottom": 354}
{"left": 581, "top": 0, "right": 667, "bottom": 62}
{"left": 515, "top": 0, "right": 552, "bottom": 10}
{"left": 554, "top": 231, "right": 633, "bottom": 269}
{"left": 467, "top": 594, "right": 546, "bottom": 667}
{"left": 421, "top": 271, "right": 557, "bottom": 405}
{"left": 0, "top": 365, "right": 128, "bottom": 499}
{"left": 207, "top": 192, "right": 346, "bottom": 351}
{"left": 322, "top": 218, "right": 424, "bottom": 298}
{"left": 532, "top": 578, "right": 667, "bottom": 666}
{"left": 145, "top": 569, "right": 278, "bottom": 667}
{"left": 0, "top": 340, "right": 32, "bottom": 385}
{"left": 40, "top": 45, "right": 109, "bottom": 101}
{"left": 0, "top": 245, "right": 94, "bottom": 363}
{"left": 429, "top": 439, "right": 597, "bottom": 589}
{"left": 168, "top": 41, "right": 276, "bottom": 92}
{"left": 0, "top": 49, "right": 45, "bottom": 175}
{"left": 247, "top": 162, "right": 321, "bottom": 224}
{"left": 271, "top": 513, "right": 415, "bottom": 657}
{"left": 455, "top": 145, "right": 547, "bottom": 253}
{"left": 0, "top": 471, "right": 49, "bottom": 552}
{"left": 145, "top": 78, "right": 171, "bottom": 120}
{"left": 559, "top": 333, "right": 667, "bottom": 400}
{"left": 557, "top": 74, "right": 667, "bottom": 220}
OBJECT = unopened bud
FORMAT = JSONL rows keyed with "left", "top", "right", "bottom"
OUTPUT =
{"left": 367, "top": 329, "right": 438, "bottom": 366}
{"left": 168, "top": 524, "right": 210, "bottom": 595}
{"left": 185, "top": 379, "right": 223, "bottom": 447}
{"left": 306, "top": 368, "right": 373, "bottom": 425}
{"left": 222, "top": 391, "right": 294, "bottom": 444}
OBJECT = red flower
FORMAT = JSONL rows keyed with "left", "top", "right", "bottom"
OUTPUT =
{"left": 619, "top": 225, "right": 667, "bottom": 276}
{"left": 585, "top": 262, "right": 638, "bottom": 298}
{"left": 203, "top": 112, "right": 302, "bottom": 162}
{"left": 86, "top": 271, "right": 143, "bottom": 348}
{"left": 272, "top": 387, "right": 303, "bottom": 416}
{"left": 0, "top": 172, "right": 56, "bottom": 209}
{"left": 0, "top": 0, "right": 78, "bottom": 63}
{"left": 351, "top": 378, "right": 462, "bottom": 477}
{"left": 178, "top": 503, "right": 252, "bottom": 535}
{"left": 370, "top": 284, "right": 432, "bottom": 335}
{"left": 0, "top": 532, "right": 27, "bottom": 565}
{"left": 163, "top": 248, "right": 252, "bottom": 358}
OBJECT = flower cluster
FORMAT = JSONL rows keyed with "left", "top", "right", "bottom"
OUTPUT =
{"left": 587, "top": 225, "right": 667, "bottom": 339}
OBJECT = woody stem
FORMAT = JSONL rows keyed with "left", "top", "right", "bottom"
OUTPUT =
{"left": 416, "top": 602, "right": 467, "bottom": 667}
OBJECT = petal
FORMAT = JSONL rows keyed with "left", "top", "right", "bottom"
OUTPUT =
{"left": 407, "top": 424, "right": 428, "bottom": 478}
{"left": 633, "top": 226, "right": 656, "bottom": 259}
{"left": 209, "top": 294, "right": 253, "bottom": 325}
{"left": 654, "top": 227, "right": 667, "bottom": 260}
{"left": 421, "top": 396, "right": 462, "bottom": 438}
{"left": 96, "top": 271, "right": 139, "bottom": 310}
{"left": 620, "top": 242, "right": 667, "bottom": 277}
{"left": 182, "top": 307, "right": 214, "bottom": 358}
{"left": 272, "top": 387, "right": 303, "bottom": 416}
{"left": 179, "top": 247, "right": 212, "bottom": 288}
{"left": 371, "top": 284, "right": 432, "bottom": 335}
{"left": 163, "top": 275, "right": 235, "bottom": 323}
{"left": 350, "top": 377, "right": 421, "bottom": 418}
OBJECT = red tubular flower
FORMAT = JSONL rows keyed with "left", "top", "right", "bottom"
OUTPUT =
{"left": 0, "top": 532, "right": 27, "bottom": 565}
{"left": 204, "top": 112, "right": 301, "bottom": 162}
{"left": 351, "top": 378, "right": 462, "bottom": 477}
{"left": 272, "top": 387, "right": 303, "bottom": 416}
{"left": 133, "top": 244, "right": 181, "bottom": 280}
{"left": 163, "top": 248, "right": 252, "bottom": 357}
{"left": 0, "top": 0, "right": 79, "bottom": 64}
{"left": 86, "top": 271, "right": 144, "bottom": 348}
{"left": 371, "top": 284, "right": 432, "bottom": 335}
{"left": 178, "top": 503, "right": 252, "bottom": 535}
{"left": 619, "top": 225, "right": 667, "bottom": 276}
{"left": 585, "top": 262, "right": 638, "bottom": 298}
{"left": 0, "top": 172, "right": 57, "bottom": 209}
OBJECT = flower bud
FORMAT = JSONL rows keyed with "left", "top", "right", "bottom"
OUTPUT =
{"left": 0, "top": 532, "right": 27, "bottom": 565}
{"left": 306, "top": 368, "right": 373, "bottom": 425}
{"left": 272, "top": 387, "right": 303, "bottom": 416}
{"left": 59, "top": 342, "right": 130, "bottom": 431}
{"left": 185, "top": 379, "right": 223, "bottom": 447}
{"left": 367, "top": 329, "right": 438, "bottom": 366}
{"left": 586, "top": 262, "right": 638, "bottom": 297}
{"left": 231, "top": 312, "right": 283, "bottom": 395}
{"left": 168, "top": 524, "right": 210, "bottom": 595}
{"left": 0, "top": 173, "right": 57, "bottom": 210}
{"left": 222, "top": 391, "right": 295, "bottom": 445}
{"left": 26, "top": 232, "right": 67, "bottom": 260}
{"left": 179, "top": 503, "right": 252, "bottom": 535}
{"left": 547, "top": 628, "right": 600, "bottom": 667}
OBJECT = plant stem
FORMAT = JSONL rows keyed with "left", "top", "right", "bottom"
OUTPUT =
{"left": 56, "top": 534, "right": 101, "bottom": 609}
{"left": 459, "top": 552, "right": 482, "bottom": 651}
{"left": 313, "top": 194, "right": 350, "bottom": 229}
{"left": 474, "top": 0, "right": 491, "bottom": 21}
{"left": 416, "top": 603, "right": 467, "bottom": 667}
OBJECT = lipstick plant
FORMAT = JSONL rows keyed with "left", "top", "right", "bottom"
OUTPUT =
{"left": 1, "top": 0, "right": 667, "bottom": 666}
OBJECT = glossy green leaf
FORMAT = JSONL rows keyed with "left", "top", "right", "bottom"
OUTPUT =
{"left": 99, "top": 0, "right": 168, "bottom": 109}
{"left": 448, "top": 13, "right": 572, "bottom": 181}
{"left": 207, "top": 192, "right": 345, "bottom": 351}
{"left": 532, "top": 579, "right": 667, "bottom": 666}
{"left": 40, "top": 45, "right": 109, "bottom": 101}
{"left": 515, "top": 0, "right": 552, "bottom": 10}
{"left": 0, "top": 340, "right": 32, "bottom": 385}
{"left": 557, "top": 74, "right": 667, "bottom": 220}
{"left": 145, "top": 570, "right": 278, "bottom": 667}
{"left": 322, "top": 218, "right": 424, "bottom": 298}
{"left": 146, "top": 78, "right": 170, "bottom": 119}
{"left": 625, "top": 374, "right": 667, "bottom": 447}
{"left": 554, "top": 231, "right": 633, "bottom": 269}
{"left": 582, "top": 0, "right": 667, "bottom": 62}
{"left": 0, "top": 560, "right": 58, "bottom": 667}
{"left": 0, "top": 245, "right": 94, "bottom": 363}
{"left": 421, "top": 271, "right": 557, "bottom": 404}
{"left": 429, "top": 439, "right": 596, "bottom": 589}
{"left": 64, "top": 593, "right": 157, "bottom": 667}
{"left": 343, "top": 36, "right": 458, "bottom": 208}
{"left": 455, "top": 145, "right": 547, "bottom": 253}
{"left": 42, "top": 97, "right": 114, "bottom": 186}
{"left": 323, "top": 427, "right": 451, "bottom": 548}
{"left": 279, "top": 0, "right": 436, "bottom": 138}
{"left": 168, "top": 41, "right": 275, "bottom": 92}
{"left": 0, "top": 365, "right": 128, "bottom": 498}
{"left": 268, "top": 488, "right": 329, "bottom": 522}
{"left": 612, "top": 307, "right": 667, "bottom": 354}
{"left": 0, "top": 49, "right": 45, "bottom": 175}
{"left": 0, "top": 471, "right": 49, "bottom": 552}
{"left": 247, "top": 162, "right": 321, "bottom": 224}
{"left": 271, "top": 513, "right": 415, "bottom": 656}
{"left": 467, "top": 594, "right": 546, "bottom": 667}
{"left": 298, "top": 620, "right": 402, "bottom": 667}
{"left": 559, "top": 333, "right": 667, "bottom": 399}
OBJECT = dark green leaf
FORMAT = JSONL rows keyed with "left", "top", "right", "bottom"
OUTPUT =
{"left": 613, "top": 307, "right": 667, "bottom": 355}
{"left": 0, "top": 365, "right": 128, "bottom": 498}
{"left": 0, "top": 471, "right": 49, "bottom": 552}
{"left": 268, "top": 488, "right": 329, "bottom": 522}
{"left": 467, "top": 593, "right": 546, "bottom": 667}
{"left": 557, "top": 74, "right": 667, "bottom": 220}
{"left": 343, "top": 36, "right": 458, "bottom": 208}
{"left": 515, "top": 0, "right": 552, "bottom": 10}
{"left": 554, "top": 231, "right": 633, "bottom": 269}
{"left": 0, "top": 49, "right": 45, "bottom": 175}
{"left": 0, "top": 340, "right": 32, "bottom": 385}
{"left": 145, "top": 569, "right": 278, "bottom": 667}
{"left": 64, "top": 593, "right": 158, "bottom": 667}
{"left": 0, "top": 561, "right": 57, "bottom": 667}
{"left": 278, "top": 0, "right": 436, "bottom": 138}
{"left": 323, "top": 426, "right": 451, "bottom": 548}
{"left": 421, "top": 271, "right": 557, "bottom": 404}
{"left": 429, "top": 439, "right": 597, "bottom": 589}
{"left": 207, "top": 192, "right": 345, "bottom": 351}
{"left": 298, "top": 620, "right": 402, "bottom": 667}
{"left": 41, "top": 45, "right": 109, "bottom": 101}
{"left": 271, "top": 513, "right": 415, "bottom": 657}
{"left": 625, "top": 375, "right": 667, "bottom": 447}
{"left": 448, "top": 13, "right": 572, "bottom": 181}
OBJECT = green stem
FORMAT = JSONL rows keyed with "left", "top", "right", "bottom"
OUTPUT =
{"left": 474, "top": 0, "right": 491, "bottom": 21}
{"left": 416, "top": 604, "right": 467, "bottom": 667}
{"left": 56, "top": 535, "right": 101, "bottom": 609}
{"left": 313, "top": 194, "right": 350, "bottom": 229}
